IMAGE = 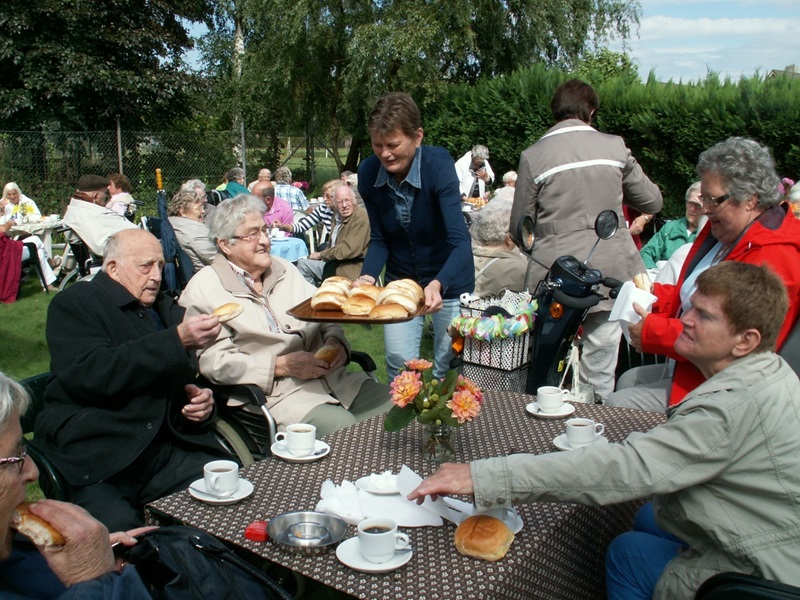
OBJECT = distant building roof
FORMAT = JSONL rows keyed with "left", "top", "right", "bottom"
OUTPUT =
{"left": 767, "top": 65, "right": 800, "bottom": 79}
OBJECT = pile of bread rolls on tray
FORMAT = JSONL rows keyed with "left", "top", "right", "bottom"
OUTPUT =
{"left": 310, "top": 276, "right": 424, "bottom": 319}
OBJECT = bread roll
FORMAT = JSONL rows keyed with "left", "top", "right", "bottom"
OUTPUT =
{"left": 318, "top": 280, "right": 351, "bottom": 296}
{"left": 324, "top": 276, "right": 353, "bottom": 287}
{"left": 348, "top": 284, "right": 382, "bottom": 302}
{"left": 342, "top": 295, "right": 376, "bottom": 316}
{"left": 310, "top": 292, "right": 346, "bottom": 311}
{"left": 633, "top": 272, "right": 651, "bottom": 292}
{"left": 212, "top": 302, "right": 243, "bottom": 323}
{"left": 314, "top": 344, "right": 338, "bottom": 363}
{"left": 453, "top": 515, "right": 513, "bottom": 561}
{"left": 368, "top": 303, "right": 409, "bottom": 320}
{"left": 386, "top": 279, "right": 423, "bottom": 303}
{"left": 378, "top": 291, "right": 417, "bottom": 314}
{"left": 10, "top": 503, "right": 66, "bottom": 547}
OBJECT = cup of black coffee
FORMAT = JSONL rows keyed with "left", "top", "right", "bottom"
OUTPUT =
{"left": 356, "top": 518, "right": 410, "bottom": 563}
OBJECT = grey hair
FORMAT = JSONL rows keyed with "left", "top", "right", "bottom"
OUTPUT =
{"left": 181, "top": 179, "right": 206, "bottom": 193}
{"left": 209, "top": 194, "right": 266, "bottom": 244}
{"left": 696, "top": 137, "right": 781, "bottom": 207}
{"left": 0, "top": 372, "right": 30, "bottom": 427}
{"left": 502, "top": 171, "right": 517, "bottom": 185}
{"left": 2, "top": 182, "right": 22, "bottom": 201}
{"left": 472, "top": 145, "right": 490, "bottom": 160}
{"left": 471, "top": 197, "right": 513, "bottom": 246}
{"left": 685, "top": 181, "right": 702, "bottom": 201}
{"left": 226, "top": 167, "right": 245, "bottom": 182}
{"left": 169, "top": 190, "right": 201, "bottom": 217}
{"left": 273, "top": 166, "right": 292, "bottom": 184}
{"left": 789, "top": 182, "right": 800, "bottom": 203}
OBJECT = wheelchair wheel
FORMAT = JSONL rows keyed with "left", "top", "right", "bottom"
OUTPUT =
{"left": 213, "top": 418, "right": 255, "bottom": 466}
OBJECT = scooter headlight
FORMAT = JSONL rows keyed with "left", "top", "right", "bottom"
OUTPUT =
{"left": 549, "top": 302, "right": 565, "bottom": 319}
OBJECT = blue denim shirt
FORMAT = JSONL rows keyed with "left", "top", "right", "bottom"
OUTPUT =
{"left": 374, "top": 147, "right": 423, "bottom": 232}
{"left": 357, "top": 145, "right": 474, "bottom": 298}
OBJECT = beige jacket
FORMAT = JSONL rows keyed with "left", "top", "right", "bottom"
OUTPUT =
{"left": 470, "top": 352, "right": 800, "bottom": 597}
{"left": 179, "top": 254, "right": 369, "bottom": 427}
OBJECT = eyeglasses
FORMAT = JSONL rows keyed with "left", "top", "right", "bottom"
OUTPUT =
{"left": 231, "top": 225, "right": 270, "bottom": 242}
{"left": 697, "top": 193, "right": 731, "bottom": 208}
{"left": 0, "top": 446, "right": 26, "bottom": 474}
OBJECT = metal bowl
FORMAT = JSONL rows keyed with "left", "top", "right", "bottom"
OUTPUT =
{"left": 268, "top": 511, "right": 348, "bottom": 556}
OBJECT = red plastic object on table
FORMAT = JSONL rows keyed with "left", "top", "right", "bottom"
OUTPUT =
{"left": 244, "top": 520, "right": 270, "bottom": 542}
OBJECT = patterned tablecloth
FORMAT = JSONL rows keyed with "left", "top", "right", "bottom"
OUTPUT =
{"left": 147, "top": 392, "right": 666, "bottom": 600}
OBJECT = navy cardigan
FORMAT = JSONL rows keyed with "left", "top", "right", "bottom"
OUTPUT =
{"left": 357, "top": 146, "right": 474, "bottom": 299}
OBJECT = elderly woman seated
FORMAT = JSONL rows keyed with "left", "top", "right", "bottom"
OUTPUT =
{"left": 168, "top": 190, "right": 217, "bottom": 272}
{"left": 1, "top": 183, "right": 41, "bottom": 221}
{"left": 470, "top": 197, "right": 528, "bottom": 298}
{"left": 179, "top": 195, "right": 391, "bottom": 437}
{"left": 607, "top": 136, "right": 800, "bottom": 412}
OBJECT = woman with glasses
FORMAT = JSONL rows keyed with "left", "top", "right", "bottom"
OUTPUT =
{"left": 179, "top": 195, "right": 391, "bottom": 436}
{"left": 0, "top": 372, "right": 150, "bottom": 598}
{"left": 167, "top": 190, "right": 217, "bottom": 272}
{"left": 607, "top": 137, "right": 800, "bottom": 411}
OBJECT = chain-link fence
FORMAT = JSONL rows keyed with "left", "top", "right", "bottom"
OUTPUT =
{"left": 0, "top": 129, "right": 350, "bottom": 216}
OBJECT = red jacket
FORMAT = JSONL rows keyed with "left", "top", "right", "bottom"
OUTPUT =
{"left": 642, "top": 204, "right": 800, "bottom": 405}
{"left": 0, "top": 234, "right": 22, "bottom": 303}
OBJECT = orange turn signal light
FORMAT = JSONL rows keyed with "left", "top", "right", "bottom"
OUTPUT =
{"left": 549, "top": 302, "right": 565, "bottom": 319}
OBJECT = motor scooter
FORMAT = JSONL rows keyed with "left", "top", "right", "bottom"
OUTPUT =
{"left": 516, "top": 210, "right": 623, "bottom": 396}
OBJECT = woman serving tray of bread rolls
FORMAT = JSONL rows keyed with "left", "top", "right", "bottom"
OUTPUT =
{"left": 288, "top": 276, "right": 427, "bottom": 323}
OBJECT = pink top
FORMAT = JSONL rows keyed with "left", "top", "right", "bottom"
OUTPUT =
{"left": 263, "top": 196, "right": 294, "bottom": 227}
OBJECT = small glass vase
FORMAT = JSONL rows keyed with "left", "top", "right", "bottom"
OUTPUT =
{"left": 423, "top": 422, "right": 455, "bottom": 463}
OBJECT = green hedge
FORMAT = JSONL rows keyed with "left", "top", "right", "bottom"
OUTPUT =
{"left": 425, "top": 66, "right": 800, "bottom": 218}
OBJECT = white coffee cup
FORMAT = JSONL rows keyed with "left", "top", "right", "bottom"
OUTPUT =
{"left": 537, "top": 386, "right": 570, "bottom": 413}
{"left": 565, "top": 418, "right": 604, "bottom": 448}
{"left": 357, "top": 518, "right": 411, "bottom": 564}
{"left": 203, "top": 460, "right": 239, "bottom": 497}
{"left": 275, "top": 423, "right": 316, "bottom": 457}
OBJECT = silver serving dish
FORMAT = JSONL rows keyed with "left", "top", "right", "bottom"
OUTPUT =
{"left": 268, "top": 511, "right": 348, "bottom": 556}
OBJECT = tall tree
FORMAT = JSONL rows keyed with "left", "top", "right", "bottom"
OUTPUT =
{"left": 0, "top": 0, "right": 213, "bottom": 130}
{"left": 201, "top": 0, "right": 641, "bottom": 169}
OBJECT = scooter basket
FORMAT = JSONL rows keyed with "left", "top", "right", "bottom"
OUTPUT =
{"left": 457, "top": 291, "right": 533, "bottom": 390}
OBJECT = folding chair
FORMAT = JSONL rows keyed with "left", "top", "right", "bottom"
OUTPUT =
{"left": 20, "top": 242, "right": 49, "bottom": 293}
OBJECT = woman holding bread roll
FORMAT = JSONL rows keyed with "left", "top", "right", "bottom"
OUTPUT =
{"left": 356, "top": 92, "right": 474, "bottom": 379}
{"left": 0, "top": 372, "right": 151, "bottom": 597}
{"left": 179, "top": 195, "right": 391, "bottom": 436}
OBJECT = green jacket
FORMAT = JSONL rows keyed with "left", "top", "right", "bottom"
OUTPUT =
{"left": 639, "top": 217, "right": 698, "bottom": 268}
{"left": 471, "top": 352, "right": 800, "bottom": 598}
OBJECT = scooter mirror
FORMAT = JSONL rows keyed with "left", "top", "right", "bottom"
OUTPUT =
{"left": 594, "top": 210, "right": 619, "bottom": 240}
{"left": 516, "top": 215, "right": 535, "bottom": 254}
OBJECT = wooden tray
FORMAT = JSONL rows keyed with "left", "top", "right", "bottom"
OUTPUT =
{"left": 287, "top": 298, "right": 425, "bottom": 324}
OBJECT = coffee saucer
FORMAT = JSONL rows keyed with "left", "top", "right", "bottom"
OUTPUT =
{"left": 525, "top": 402, "right": 576, "bottom": 419}
{"left": 552, "top": 434, "right": 609, "bottom": 452}
{"left": 188, "top": 478, "right": 254, "bottom": 505}
{"left": 335, "top": 537, "right": 412, "bottom": 573}
{"left": 270, "top": 440, "right": 330, "bottom": 463}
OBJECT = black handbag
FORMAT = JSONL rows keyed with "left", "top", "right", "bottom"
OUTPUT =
{"left": 123, "top": 526, "right": 293, "bottom": 600}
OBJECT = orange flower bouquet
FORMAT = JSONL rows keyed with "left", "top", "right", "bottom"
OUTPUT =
{"left": 384, "top": 359, "right": 483, "bottom": 462}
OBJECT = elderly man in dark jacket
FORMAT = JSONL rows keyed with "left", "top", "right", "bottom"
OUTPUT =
{"left": 34, "top": 229, "right": 228, "bottom": 531}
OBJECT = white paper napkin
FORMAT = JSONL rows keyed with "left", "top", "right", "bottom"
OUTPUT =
{"left": 608, "top": 281, "right": 658, "bottom": 344}
{"left": 315, "top": 465, "right": 472, "bottom": 527}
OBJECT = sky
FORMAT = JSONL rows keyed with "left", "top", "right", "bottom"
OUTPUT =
{"left": 610, "top": 0, "right": 800, "bottom": 82}
{"left": 185, "top": 1, "right": 799, "bottom": 83}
